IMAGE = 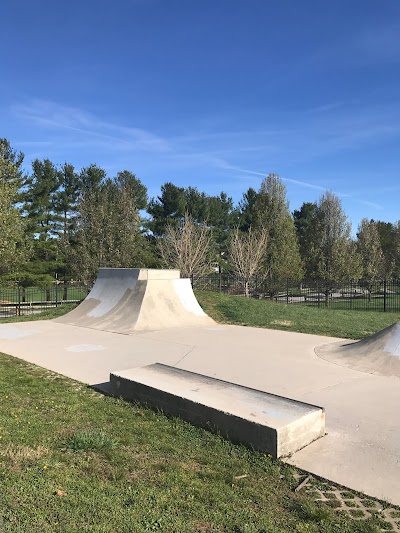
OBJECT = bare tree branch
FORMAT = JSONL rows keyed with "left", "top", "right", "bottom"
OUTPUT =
{"left": 158, "top": 213, "right": 213, "bottom": 277}
{"left": 228, "top": 226, "right": 269, "bottom": 296}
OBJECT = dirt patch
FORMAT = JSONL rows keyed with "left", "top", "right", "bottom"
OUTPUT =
{"left": 270, "top": 320, "right": 294, "bottom": 327}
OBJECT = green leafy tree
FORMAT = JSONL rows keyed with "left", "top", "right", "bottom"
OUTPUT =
{"left": 0, "top": 183, "right": 29, "bottom": 277}
{"left": 390, "top": 222, "right": 400, "bottom": 279}
{"left": 0, "top": 138, "right": 25, "bottom": 190}
{"left": 373, "top": 220, "right": 396, "bottom": 277}
{"left": 254, "top": 174, "right": 303, "bottom": 280}
{"left": 305, "top": 191, "right": 361, "bottom": 289}
{"left": 115, "top": 170, "right": 148, "bottom": 210}
{"left": 356, "top": 219, "right": 384, "bottom": 300}
{"left": 70, "top": 171, "right": 147, "bottom": 283}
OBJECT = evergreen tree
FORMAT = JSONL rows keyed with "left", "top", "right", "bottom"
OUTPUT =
{"left": 293, "top": 201, "right": 318, "bottom": 270}
{"left": 238, "top": 187, "right": 258, "bottom": 232}
{"left": 149, "top": 182, "right": 236, "bottom": 269}
{"left": 78, "top": 164, "right": 107, "bottom": 198}
{"left": 54, "top": 163, "right": 80, "bottom": 238}
{"left": 21, "top": 159, "right": 60, "bottom": 283}
{"left": 148, "top": 182, "right": 186, "bottom": 237}
{"left": 53, "top": 163, "right": 81, "bottom": 280}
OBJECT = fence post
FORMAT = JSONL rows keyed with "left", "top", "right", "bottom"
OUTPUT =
{"left": 17, "top": 286, "right": 21, "bottom": 316}
{"left": 350, "top": 279, "right": 353, "bottom": 310}
{"left": 384, "top": 279, "right": 387, "bottom": 312}
{"left": 55, "top": 282, "right": 58, "bottom": 308}
{"left": 317, "top": 281, "right": 320, "bottom": 308}
{"left": 286, "top": 278, "right": 289, "bottom": 304}
{"left": 219, "top": 270, "right": 222, "bottom": 293}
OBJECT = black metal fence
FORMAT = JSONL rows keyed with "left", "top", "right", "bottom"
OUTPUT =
{"left": 192, "top": 274, "right": 400, "bottom": 313}
{"left": 0, "top": 284, "right": 91, "bottom": 319}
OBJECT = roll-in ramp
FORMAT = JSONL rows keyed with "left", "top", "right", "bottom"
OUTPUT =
{"left": 56, "top": 268, "right": 215, "bottom": 334}
{"left": 315, "top": 322, "right": 400, "bottom": 378}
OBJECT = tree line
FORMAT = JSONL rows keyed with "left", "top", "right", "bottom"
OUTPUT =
{"left": 1, "top": 137, "right": 399, "bottom": 288}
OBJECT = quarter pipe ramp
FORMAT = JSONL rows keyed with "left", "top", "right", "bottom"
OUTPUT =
{"left": 315, "top": 322, "right": 400, "bottom": 378}
{"left": 56, "top": 268, "right": 215, "bottom": 334}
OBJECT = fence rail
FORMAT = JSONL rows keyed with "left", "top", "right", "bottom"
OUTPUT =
{"left": 2, "top": 278, "right": 400, "bottom": 318}
{"left": 0, "top": 284, "right": 91, "bottom": 319}
{"left": 192, "top": 275, "right": 400, "bottom": 313}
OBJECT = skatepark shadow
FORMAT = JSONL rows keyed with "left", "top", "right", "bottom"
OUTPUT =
{"left": 91, "top": 381, "right": 113, "bottom": 395}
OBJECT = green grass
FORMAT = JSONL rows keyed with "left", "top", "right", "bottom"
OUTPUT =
{"left": 0, "top": 303, "right": 78, "bottom": 323}
{"left": 195, "top": 291, "right": 400, "bottom": 339}
{"left": 0, "top": 354, "right": 384, "bottom": 532}
{"left": 0, "top": 286, "right": 88, "bottom": 304}
{"left": 0, "top": 288, "right": 398, "bottom": 530}
{"left": 301, "top": 295, "right": 400, "bottom": 312}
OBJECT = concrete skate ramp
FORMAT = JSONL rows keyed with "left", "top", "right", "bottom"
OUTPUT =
{"left": 316, "top": 322, "right": 400, "bottom": 378}
{"left": 56, "top": 268, "right": 214, "bottom": 334}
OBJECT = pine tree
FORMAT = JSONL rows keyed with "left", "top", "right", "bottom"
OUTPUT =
{"left": 22, "top": 159, "right": 60, "bottom": 283}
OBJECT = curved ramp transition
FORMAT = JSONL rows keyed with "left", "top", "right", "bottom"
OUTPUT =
{"left": 315, "top": 322, "right": 400, "bottom": 378}
{"left": 56, "top": 268, "right": 214, "bottom": 334}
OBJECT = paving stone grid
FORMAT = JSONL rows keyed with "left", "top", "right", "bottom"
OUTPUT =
{"left": 294, "top": 471, "right": 400, "bottom": 531}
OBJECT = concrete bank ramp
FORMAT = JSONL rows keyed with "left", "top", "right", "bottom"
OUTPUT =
{"left": 56, "top": 268, "right": 214, "bottom": 334}
{"left": 316, "top": 322, "right": 400, "bottom": 378}
{"left": 110, "top": 364, "right": 325, "bottom": 458}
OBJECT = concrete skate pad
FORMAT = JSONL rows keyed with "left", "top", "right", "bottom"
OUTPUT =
{"left": 316, "top": 322, "right": 400, "bottom": 377}
{"left": 56, "top": 268, "right": 215, "bottom": 333}
{"left": 1, "top": 321, "right": 400, "bottom": 504}
{"left": 110, "top": 363, "right": 325, "bottom": 458}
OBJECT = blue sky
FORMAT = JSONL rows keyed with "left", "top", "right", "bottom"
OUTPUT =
{"left": 2, "top": 0, "right": 400, "bottom": 230}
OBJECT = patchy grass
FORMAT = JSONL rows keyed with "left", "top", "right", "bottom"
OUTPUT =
{"left": 0, "top": 354, "right": 384, "bottom": 532}
{"left": 62, "top": 429, "right": 118, "bottom": 453}
{"left": 195, "top": 291, "right": 400, "bottom": 339}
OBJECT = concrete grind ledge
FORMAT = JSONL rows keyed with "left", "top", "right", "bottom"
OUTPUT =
{"left": 110, "top": 364, "right": 325, "bottom": 458}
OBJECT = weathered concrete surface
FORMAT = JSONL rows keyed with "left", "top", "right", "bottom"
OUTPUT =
{"left": 0, "top": 321, "right": 399, "bottom": 505}
{"left": 110, "top": 363, "right": 325, "bottom": 458}
{"left": 56, "top": 268, "right": 214, "bottom": 333}
{"left": 0, "top": 320, "right": 190, "bottom": 385}
{"left": 316, "top": 322, "right": 400, "bottom": 378}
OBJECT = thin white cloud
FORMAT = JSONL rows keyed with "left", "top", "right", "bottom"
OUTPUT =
{"left": 215, "top": 162, "right": 328, "bottom": 192}
{"left": 356, "top": 199, "right": 384, "bottom": 210}
{"left": 12, "top": 99, "right": 170, "bottom": 153}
